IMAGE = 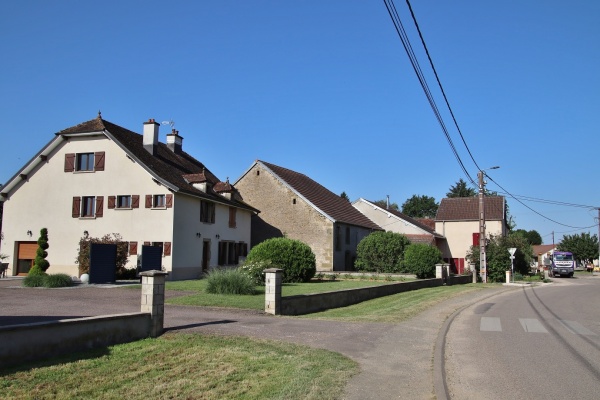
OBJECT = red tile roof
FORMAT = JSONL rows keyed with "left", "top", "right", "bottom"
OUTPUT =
{"left": 259, "top": 161, "right": 382, "bottom": 230}
{"left": 405, "top": 234, "right": 436, "bottom": 245}
{"left": 435, "top": 196, "right": 505, "bottom": 221}
{"left": 532, "top": 244, "right": 556, "bottom": 255}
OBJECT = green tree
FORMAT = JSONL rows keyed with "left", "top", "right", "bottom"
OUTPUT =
{"left": 372, "top": 199, "right": 399, "bottom": 211}
{"left": 467, "top": 233, "right": 532, "bottom": 282}
{"left": 29, "top": 228, "right": 50, "bottom": 275}
{"left": 355, "top": 231, "right": 411, "bottom": 273}
{"left": 404, "top": 243, "right": 442, "bottom": 278}
{"left": 340, "top": 192, "right": 350, "bottom": 201}
{"left": 513, "top": 229, "right": 542, "bottom": 245}
{"left": 446, "top": 178, "right": 476, "bottom": 198}
{"left": 557, "top": 232, "right": 599, "bottom": 265}
{"left": 401, "top": 195, "right": 438, "bottom": 218}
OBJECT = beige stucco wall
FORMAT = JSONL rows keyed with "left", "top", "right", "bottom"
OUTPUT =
{"left": 435, "top": 220, "right": 504, "bottom": 261}
{"left": 235, "top": 163, "right": 337, "bottom": 270}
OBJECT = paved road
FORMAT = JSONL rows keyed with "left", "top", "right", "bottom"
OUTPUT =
{"left": 444, "top": 274, "right": 600, "bottom": 400}
{"left": 1, "top": 278, "right": 508, "bottom": 399}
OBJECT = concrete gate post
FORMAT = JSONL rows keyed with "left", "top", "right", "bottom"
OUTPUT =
{"left": 140, "top": 270, "right": 169, "bottom": 338}
{"left": 264, "top": 268, "right": 283, "bottom": 315}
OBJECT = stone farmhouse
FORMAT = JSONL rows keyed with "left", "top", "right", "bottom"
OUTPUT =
{"left": 0, "top": 114, "right": 258, "bottom": 280}
{"left": 434, "top": 196, "right": 507, "bottom": 274}
{"left": 234, "top": 160, "right": 382, "bottom": 271}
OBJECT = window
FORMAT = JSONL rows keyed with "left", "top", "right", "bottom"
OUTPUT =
{"left": 65, "top": 152, "right": 105, "bottom": 172}
{"left": 154, "top": 195, "right": 165, "bottom": 208}
{"left": 345, "top": 226, "right": 350, "bottom": 245}
{"left": 145, "top": 194, "right": 172, "bottom": 209}
{"left": 335, "top": 225, "right": 341, "bottom": 251}
{"left": 117, "top": 195, "right": 131, "bottom": 209}
{"left": 72, "top": 196, "right": 103, "bottom": 218}
{"left": 200, "top": 200, "right": 216, "bottom": 223}
{"left": 218, "top": 241, "right": 247, "bottom": 266}
{"left": 228, "top": 207, "right": 236, "bottom": 228}
{"left": 76, "top": 153, "right": 94, "bottom": 171}
{"left": 82, "top": 196, "right": 95, "bottom": 217}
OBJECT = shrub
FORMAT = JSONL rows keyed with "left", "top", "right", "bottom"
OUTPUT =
{"left": 404, "top": 243, "right": 442, "bottom": 279}
{"left": 23, "top": 273, "right": 73, "bottom": 288}
{"left": 205, "top": 268, "right": 256, "bottom": 295}
{"left": 355, "top": 231, "right": 411, "bottom": 273}
{"left": 116, "top": 267, "right": 138, "bottom": 280}
{"left": 23, "top": 274, "right": 46, "bottom": 287}
{"left": 31, "top": 228, "right": 50, "bottom": 274}
{"left": 44, "top": 274, "right": 73, "bottom": 288}
{"left": 245, "top": 238, "right": 316, "bottom": 283}
{"left": 239, "top": 259, "right": 275, "bottom": 285}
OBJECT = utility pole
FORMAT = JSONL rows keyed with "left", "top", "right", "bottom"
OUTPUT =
{"left": 478, "top": 166, "right": 499, "bottom": 283}
{"left": 478, "top": 170, "right": 486, "bottom": 283}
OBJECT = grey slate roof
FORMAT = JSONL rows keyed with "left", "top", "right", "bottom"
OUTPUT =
{"left": 259, "top": 161, "right": 382, "bottom": 230}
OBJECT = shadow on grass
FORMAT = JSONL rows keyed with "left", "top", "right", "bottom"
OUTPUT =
{"left": 0, "top": 346, "right": 111, "bottom": 376}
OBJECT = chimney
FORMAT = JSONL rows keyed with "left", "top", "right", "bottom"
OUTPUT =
{"left": 166, "top": 128, "right": 183, "bottom": 154}
{"left": 143, "top": 118, "right": 160, "bottom": 155}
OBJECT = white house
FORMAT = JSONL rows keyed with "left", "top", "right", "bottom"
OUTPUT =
{"left": 434, "top": 196, "right": 507, "bottom": 274}
{"left": 352, "top": 198, "right": 446, "bottom": 250}
{"left": 0, "top": 113, "right": 258, "bottom": 280}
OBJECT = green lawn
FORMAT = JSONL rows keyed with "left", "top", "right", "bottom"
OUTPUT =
{"left": 165, "top": 278, "right": 400, "bottom": 309}
{"left": 0, "top": 334, "right": 357, "bottom": 400}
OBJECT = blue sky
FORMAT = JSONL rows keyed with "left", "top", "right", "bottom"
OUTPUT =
{"left": 1, "top": 1, "right": 598, "bottom": 244}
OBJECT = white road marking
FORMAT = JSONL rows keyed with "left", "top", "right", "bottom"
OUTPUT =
{"left": 519, "top": 318, "right": 548, "bottom": 333}
{"left": 480, "top": 317, "right": 502, "bottom": 331}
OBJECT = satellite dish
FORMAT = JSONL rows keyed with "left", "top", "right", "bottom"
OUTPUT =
{"left": 161, "top": 120, "right": 175, "bottom": 129}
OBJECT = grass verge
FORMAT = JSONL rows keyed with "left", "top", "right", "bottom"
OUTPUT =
{"left": 297, "top": 284, "right": 490, "bottom": 323}
{"left": 0, "top": 333, "right": 357, "bottom": 400}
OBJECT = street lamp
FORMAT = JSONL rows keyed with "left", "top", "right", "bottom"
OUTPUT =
{"left": 478, "top": 166, "right": 500, "bottom": 283}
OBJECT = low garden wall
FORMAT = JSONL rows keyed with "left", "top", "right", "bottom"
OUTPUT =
{"left": 264, "top": 268, "right": 472, "bottom": 316}
{"left": 0, "top": 270, "right": 168, "bottom": 369}
{"left": 0, "top": 313, "right": 151, "bottom": 368}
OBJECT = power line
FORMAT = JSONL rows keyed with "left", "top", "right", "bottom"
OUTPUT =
{"left": 390, "top": 0, "right": 598, "bottom": 231}
{"left": 382, "top": 0, "right": 476, "bottom": 186}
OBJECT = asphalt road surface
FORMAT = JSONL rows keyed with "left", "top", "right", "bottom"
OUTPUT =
{"left": 444, "top": 274, "right": 600, "bottom": 400}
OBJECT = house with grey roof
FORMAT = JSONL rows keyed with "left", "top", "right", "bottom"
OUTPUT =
{"left": 435, "top": 196, "right": 507, "bottom": 274}
{"left": 0, "top": 113, "right": 258, "bottom": 280}
{"left": 352, "top": 198, "right": 447, "bottom": 250}
{"left": 234, "top": 161, "right": 382, "bottom": 271}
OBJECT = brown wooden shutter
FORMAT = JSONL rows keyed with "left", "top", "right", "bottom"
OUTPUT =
{"left": 166, "top": 194, "right": 173, "bottom": 208}
{"left": 72, "top": 196, "right": 81, "bottom": 218}
{"left": 228, "top": 207, "right": 236, "bottom": 228}
{"left": 65, "top": 153, "right": 75, "bottom": 172}
{"left": 129, "top": 242, "right": 138, "bottom": 256}
{"left": 132, "top": 195, "right": 140, "bottom": 208}
{"left": 164, "top": 242, "right": 172, "bottom": 256}
{"left": 145, "top": 195, "right": 152, "bottom": 208}
{"left": 108, "top": 196, "right": 116, "bottom": 209}
{"left": 94, "top": 151, "right": 105, "bottom": 171}
{"left": 95, "top": 196, "right": 104, "bottom": 217}
{"left": 211, "top": 203, "right": 215, "bottom": 223}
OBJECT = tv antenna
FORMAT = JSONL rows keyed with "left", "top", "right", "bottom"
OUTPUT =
{"left": 161, "top": 119, "right": 175, "bottom": 129}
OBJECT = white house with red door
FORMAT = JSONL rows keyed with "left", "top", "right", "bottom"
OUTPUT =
{"left": 0, "top": 113, "right": 258, "bottom": 280}
{"left": 434, "top": 196, "right": 507, "bottom": 274}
